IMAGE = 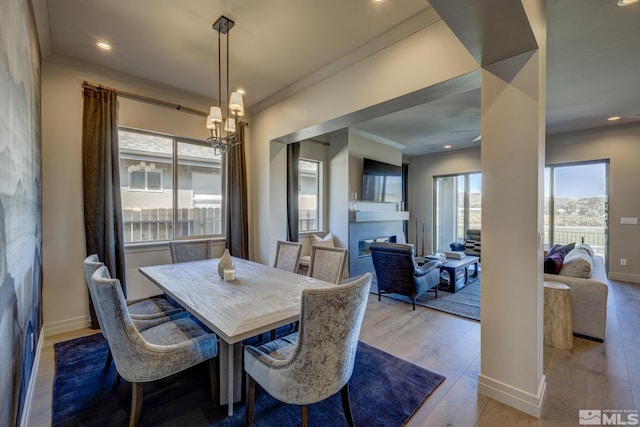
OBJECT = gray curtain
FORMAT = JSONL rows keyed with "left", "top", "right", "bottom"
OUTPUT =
{"left": 226, "top": 123, "right": 249, "bottom": 259}
{"left": 286, "top": 142, "right": 300, "bottom": 242}
{"left": 82, "top": 87, "right": 127, "bottom": 329}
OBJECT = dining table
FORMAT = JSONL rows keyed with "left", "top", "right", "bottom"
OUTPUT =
{"left": 139, "top": 257, "right": 336, "bottom": 416}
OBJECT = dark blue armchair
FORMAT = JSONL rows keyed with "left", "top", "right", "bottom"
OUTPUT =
{"left": 370, "top": 242, "right": 442, "bottom": 310}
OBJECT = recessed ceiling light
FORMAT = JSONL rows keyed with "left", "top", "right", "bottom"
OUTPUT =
{"left": 608, "top": 116, "right": 621, "bottom": 121}
{"left": 237, "top": 88, "right": 245, "bottom": 95}
{"left": 444, "top": 145, "right": 452, "bottom": 149}
{"left": 472, "top": 135, "right": 482, "bottom": 142}
{"left": 617, "top": 0, "right": 638, "bottom": 6}
{"left": 96, "top": 41, "right": 111, "bottom": 50}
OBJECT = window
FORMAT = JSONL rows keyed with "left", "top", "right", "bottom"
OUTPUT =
{"left": 119, "top": 128, "right": 224, "bottom": 243}
{"left": 128, "top": 167, "right": 163, "bottom": 191}
{"left": 299, "top": 159, "right": 320, "bottom": 232}
{"left": 544, "top": 161, "right": 608, "bottom": 262}
{"left": 434, "top": 172, "right": 481, "bottom": 253}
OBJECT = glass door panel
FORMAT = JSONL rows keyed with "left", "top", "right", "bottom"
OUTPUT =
{"left": 547, "top": 162, "right": 608, "bottom": 262}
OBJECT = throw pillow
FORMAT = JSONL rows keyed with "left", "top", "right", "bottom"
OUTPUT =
{"left": 450, "top": 242, "right": 465, "bottom": 251}
{"left": 548, "top": 242, "right": 575, "bottom": 257}
{"left": 558, "top": 248, "right": 593, "bottom": 278}
{"left": 544, "top": 251, "right": 565, "bottom": 274}
{"left": 311, "top": 232, "right": 335, "bottom": 248}
{"left": 575, "top": 243, "right": 594, "bottom": 258}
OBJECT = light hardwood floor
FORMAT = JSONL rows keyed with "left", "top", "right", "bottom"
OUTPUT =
{"left": 29, "top": 279, "right": 640, "bottom": 426}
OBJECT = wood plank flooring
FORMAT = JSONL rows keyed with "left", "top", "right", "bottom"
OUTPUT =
{"left": 28, "top": 279, "right": 640, "bottom": 426}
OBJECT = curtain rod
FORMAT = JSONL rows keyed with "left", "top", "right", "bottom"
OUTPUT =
{"left": 82, "top": 81, "right": 208, "bottom": 117}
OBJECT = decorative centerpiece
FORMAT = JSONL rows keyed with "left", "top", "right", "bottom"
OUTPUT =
{"left": 217, "top": 248, "right": 235, "bottom": 280}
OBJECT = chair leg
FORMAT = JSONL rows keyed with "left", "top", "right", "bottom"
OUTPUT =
{"left": 129, "top": 382, "right": 143, "bottom": 427}
{"left": 378, "top": 290, "right": 381, "bottom": 301}
{"left": 412, "top": 298, "right": 416, "bottom": 310}
{"left": 245, "top": 375, "right": 255, "bottom": 427}
{"left": 301, "top": 405, "right": 308, "bottom": 427}
{"left": 104, "top": 348, "right": 113, "bottom": 371}
{"left": 209, "top": 358, "right": 219, "bottom": 407}
{"left": 340, "top": 383, "right": 355, "bottom": 427}
{"left": 270, "top": 329, "right": 276, "bottom": 341}
{"left": 120, "top": 380, "right": 130, "bottom": 406}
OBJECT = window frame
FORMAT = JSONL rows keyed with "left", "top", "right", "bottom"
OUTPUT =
{"left": 119, "top": 126, "right": 226, "bottom": 245}
{"left": 433, "top": 171, "right": 482, "bottom": 253}
{"left": 128, "top": 168, "right": 164, "bottom": 192}
{"left": 298, "top": 157, "right": 322, "bottom": 233}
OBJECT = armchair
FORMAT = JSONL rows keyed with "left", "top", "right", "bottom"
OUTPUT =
{"left": 370, "top": 242, "right": 441, "bottom": 310}
{"left": 244, "top": 273, "right": 372, "bottom": 426}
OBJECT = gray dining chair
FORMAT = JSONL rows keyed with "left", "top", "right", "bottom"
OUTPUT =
{"left": 169, "top": 240, "right": 211, "bottom": 263}
{"left": 273, "top": 240, "right": 302, "bottom": 273}
{"left": 244, "top": 272, "right": 372, "bottom": 427}
{"left": 90, "top": 266, "right": 219, "bottom": 427}
{"left": 83, "top": 255, "right": 186, "bottom": 371}
{"left": 83, "top": 255, "right": 183, "bottom": 320}
{"left": 307, "top": 245, "right": 348, "bottom": 284}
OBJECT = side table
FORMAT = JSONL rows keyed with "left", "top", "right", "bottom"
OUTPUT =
{"left": 543, "top": 281, "right": 573, "bottom": 350}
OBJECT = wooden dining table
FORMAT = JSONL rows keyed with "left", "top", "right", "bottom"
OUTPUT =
{"left": 139, "top": 257, "right": 336, "bottom": 416}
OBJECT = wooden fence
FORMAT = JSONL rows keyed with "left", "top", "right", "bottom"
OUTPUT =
{"left": 123, "top": 207, "right": 222, "bottom": 242}
{"left": 299, "top": 208, "right": 317, "bottom": 232}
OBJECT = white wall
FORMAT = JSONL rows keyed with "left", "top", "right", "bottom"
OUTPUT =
{"left": 41, "top": 57, "right": 220, "bottom": 334}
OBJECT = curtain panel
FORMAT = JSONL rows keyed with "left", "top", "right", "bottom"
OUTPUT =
{"left": 286, "top": 142, "right": 300, "bottom": 242}
{"left": 82, "top": 87, "right": 127, "bottom": 329}
{"left": 226, "top": 123, "right": 249, "bottom": 259}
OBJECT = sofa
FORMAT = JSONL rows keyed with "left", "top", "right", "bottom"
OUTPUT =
{"left": 544, "top": 243, "right": 608, "bottom": 341}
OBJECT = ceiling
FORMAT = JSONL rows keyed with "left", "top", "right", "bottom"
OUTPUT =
{"left": 34, "top": 0, "right": 640, "bottom": 156}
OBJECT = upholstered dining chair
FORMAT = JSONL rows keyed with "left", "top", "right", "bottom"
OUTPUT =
{"left": 169, "top": 240, "right": 211, "bottom": 263}
{"left": 244, "top": 272, "right": 372, "bottom": 427}
{"left": 273, "top": 240, "right": 303, "bottom": 273}
{"left": 83, "top": 255, "right": 183, "bottom": 321}
{"left": 370, "top": 242, "right": 442, "bottom": 310}
{"left": 90, "top": 266, "right": 219, "bottom": 427}
{"left": 82, "top": 255, "right": 186, "bottom": 370}
{"left": 307, "top": 246, "right": 348, "bottom": 285}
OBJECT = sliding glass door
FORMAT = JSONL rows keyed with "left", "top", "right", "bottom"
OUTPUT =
{"left": 434, "top": 173, "right": 481, "bottom": 253}
{"left": 544, "top": 161, "right": 609, "bottom": 263}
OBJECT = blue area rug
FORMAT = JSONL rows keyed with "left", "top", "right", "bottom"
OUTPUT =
{"left": 52, "top": 331, "right": 445, "bottom": 426}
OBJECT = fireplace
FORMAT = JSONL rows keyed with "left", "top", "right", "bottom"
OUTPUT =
{"left": 358, "top": 235, "right": 397, "bottom": 257}
{"left": 349, "top": 219, "right": 406, "bottom": 277}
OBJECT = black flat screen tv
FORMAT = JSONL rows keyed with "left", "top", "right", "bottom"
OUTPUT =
{"left": 361, "top": 158, "right": 403, "bottom": 203}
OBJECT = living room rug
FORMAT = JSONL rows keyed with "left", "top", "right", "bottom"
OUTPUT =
{"left": 373, "top": 278, "right": 481, "bottom": 321}
{"left": 52, "top": 333, "right": 445, "bottom": 427}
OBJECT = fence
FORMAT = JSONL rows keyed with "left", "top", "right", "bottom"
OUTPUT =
{"left": 123, "top": 207, "right": 222, "bottom": 243}
{"left": 299, "top": 208, "right": 318, "bottom": 232}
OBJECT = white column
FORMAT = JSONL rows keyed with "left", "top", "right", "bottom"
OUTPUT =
{"left": 477, "top": 2, "right": 547, "bottom": 417}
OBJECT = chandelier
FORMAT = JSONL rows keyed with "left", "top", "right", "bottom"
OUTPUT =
{"left": 206, "top": 15, "right": 244, "bottom": 155}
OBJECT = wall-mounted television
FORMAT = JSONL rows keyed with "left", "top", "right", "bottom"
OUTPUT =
{"left": 361, "top": 158, "right": 403, "bottom": 203}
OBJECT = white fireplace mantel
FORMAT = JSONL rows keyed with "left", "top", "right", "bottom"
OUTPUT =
{"left": 349, "top": 210, "right": 409, "bottom": 223}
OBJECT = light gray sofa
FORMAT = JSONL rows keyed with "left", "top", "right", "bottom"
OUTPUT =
{"left": 544, "top": 246, "right": 608, "bottom": 341}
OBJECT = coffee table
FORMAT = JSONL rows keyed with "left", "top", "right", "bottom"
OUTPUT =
{"left": 437, "top": 255, "right": 479, "bottom": 293}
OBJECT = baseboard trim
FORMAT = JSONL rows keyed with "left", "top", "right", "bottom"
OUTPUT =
{"left": 608, "top": 272, "right": 640, "bottom": 284}
{"left": 44, "top": 315, "right": 91, "bottom": 337}
{"left": 19, "top": 327, "right": 44, "bottom": 427}
{"left": 478, "top": 373, "right": 546, "bottom": 418}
